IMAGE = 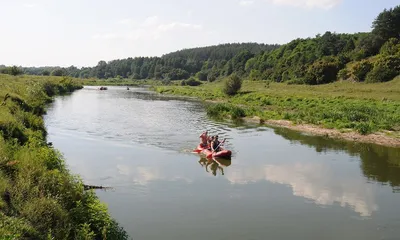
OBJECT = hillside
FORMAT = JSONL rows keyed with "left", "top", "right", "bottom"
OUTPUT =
{"left": 1, "top": 5, "right": 399, "bottom": 84}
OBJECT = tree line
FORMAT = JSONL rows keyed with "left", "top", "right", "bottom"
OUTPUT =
{"left": 2, "top": 5, "right": 399, "bottom": 84}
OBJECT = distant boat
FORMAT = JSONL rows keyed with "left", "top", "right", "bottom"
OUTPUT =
{"left": 99, "top": 87, "right": 108, "bottom": 90}
{"left": 127, "top": 87, "right": 130, "bottom": 90}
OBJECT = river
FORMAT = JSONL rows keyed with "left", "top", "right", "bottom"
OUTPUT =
{"left": 44, "top": 86, "right": 400, "bottom": 240}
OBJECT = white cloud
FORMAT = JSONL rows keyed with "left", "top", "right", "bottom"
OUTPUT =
{"left": 22, "top": 3, "right": 36, "bottom": 8}
{"left": 118, "top": 18, "right": 136, "bottom": 25}
{"left": 92, "top": 33, "right": 118, "bottom": 40}
{"left": 93, "top": 16, "right": 203, "bottom": 42}
{"left": 270, "top": 0, "right": 342, "bottom": 9}
{"left": 239, "top": 0, "right": 255, "bottom": 6}
{"left": 116, "top": 164, "right": 192, "bottom": 185}
{"left": 158, "top": 22, "right": 202, "bottom": 32}
{"left": 142, "top": 16, "right": 159, "bottom": 27}
{"left": 226, "top": 163, "right": 378, "bottom": 217}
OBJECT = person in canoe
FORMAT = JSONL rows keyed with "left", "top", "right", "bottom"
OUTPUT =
{"left": 211, "top": 135, "right": 222, "bottom": 152}
{"left": 207, "top": 135, "right": 214, "bottom": 149}
{"left": 199, "top": 131, "right": 208, "bottom": 147}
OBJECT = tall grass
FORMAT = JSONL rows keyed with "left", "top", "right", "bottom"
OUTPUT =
{"left": 155, "top": 77, "right": 400, "bottom": 135}
{"left": 0, "top": 74, "right": 129, "bottom": 239}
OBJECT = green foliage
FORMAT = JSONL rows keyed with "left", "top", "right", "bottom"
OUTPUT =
{"left": 372, "top": 5, "right": 400, "bottom": 43}
{"left": 380, "top": 38, "right": 400, "bottom": 56}
{"left": 352, "top": 60, "right": 373, "bottom": 81}
{"left": 5, "top": 5, "right": 400, "bottom": 87}
{"left": 0, "top": 75, "right": 129, "bottom": 239}
{"left": 223, "top": 74, "right": 243, "bottom": 95}
{"left": 10, "top": 66, "right": 23, "bottom": 76}
{"left": 305, "top": 57, "right": 340, "bottom": 84}
{"left": 0, "top": 66, "right": 23, "bottom": 76}
{"left": 51, "top": 68, "right": 66, "bottom": 76}
{"left": 196, "top": 71, "right": 208, "bottom": 81}
{"left": 366, "top": 55, "right": 400, "bottom": 82}
{"left": 206, "top": 103, "right": 246, "bottom": 119}
{"left": 337, "top": 68, "right": 350, "bottom": 80}
{"left": 157, "top": 78, "right": 400, "bottom": 135}
{"left": 181, "top": 78, "right": 202, "bottom": 86}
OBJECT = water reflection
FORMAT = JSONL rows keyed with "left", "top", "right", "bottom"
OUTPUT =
{"left": 198, "top": 157, "right": 231, "bottom": 176}
{"left": 272, "top": 127, "right": 400, "bottom": 190}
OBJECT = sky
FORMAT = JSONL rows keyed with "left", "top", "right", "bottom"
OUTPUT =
{"left": 1, "top": 0, "right": 399, "bottom": 67}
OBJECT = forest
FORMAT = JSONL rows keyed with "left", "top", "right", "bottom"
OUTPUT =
{"left": 1, "top": 5, "right": 399, "bottom": 85}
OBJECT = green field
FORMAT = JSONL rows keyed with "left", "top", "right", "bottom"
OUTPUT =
{"left": 155, "top": 77, "right": 400, "bottom": 136}
{"left": 0, "top": 74, "right": 129, "bottom": 239}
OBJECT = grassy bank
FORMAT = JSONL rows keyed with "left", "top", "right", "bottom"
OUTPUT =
{"left": 0, "top": 74, "right": 129, "bottom": 239}
{"left": 154, "top": 78, "right": 400, "bottom": 139}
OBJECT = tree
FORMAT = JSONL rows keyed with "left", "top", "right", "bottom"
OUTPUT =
{"left": 223, "top": 74, "right": 242, "bottom": 96}
{"left": 10, "top": 66, "right": 23, "bottom": 76}
{"left": 51, "top": 68, "right": 66, "bottom": 76}
{"left": 372, "top": 5, "right": 400, "bottom": 42}
{"left": 380, "top": 38, "right": 400, "bottom": 56}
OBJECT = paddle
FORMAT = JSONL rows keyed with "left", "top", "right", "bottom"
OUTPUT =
{"left": 207, "top": 138, "right": 226, "bottom": 158}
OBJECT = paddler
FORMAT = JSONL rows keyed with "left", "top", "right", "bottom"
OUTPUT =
{"left": 199, "top": 131, "right": 208, "bottom": 147}
{"left": 211, "top": 135, "right": 222, "bottom": 152}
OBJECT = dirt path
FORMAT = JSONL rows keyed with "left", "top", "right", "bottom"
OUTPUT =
{"left": 244, "top": 117, "right": 400, "bottom": 148}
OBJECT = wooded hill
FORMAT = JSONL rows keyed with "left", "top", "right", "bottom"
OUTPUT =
{"left": 2, "top": 5, "right": 400, "bottom": 85}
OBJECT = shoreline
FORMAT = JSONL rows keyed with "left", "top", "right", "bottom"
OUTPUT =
{"left": 244, "top": 116, "right": 400, "bottom": 148}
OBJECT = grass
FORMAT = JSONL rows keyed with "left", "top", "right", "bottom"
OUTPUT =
{"left": 0, "top": 74, "right": 129, "bottom": 239}
{"left": 155, "top": 77, "right": 400, "bottom": 136}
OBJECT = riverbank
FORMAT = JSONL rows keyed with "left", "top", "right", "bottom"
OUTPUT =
{"left": 0, "top": 74, "right": 129, "bottom": 239}
{"left": 154, "top": 78, "right": 400, "bottom": 148}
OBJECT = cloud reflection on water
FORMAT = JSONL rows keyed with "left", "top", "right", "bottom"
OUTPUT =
{"left": 225, "top": 162, "right": 378, "bottom": 217}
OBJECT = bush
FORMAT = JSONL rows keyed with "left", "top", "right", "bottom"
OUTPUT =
{"left": 196, "top": 71, "right": 208, "bottom": 81}
{"left": 223, "top": 74, "right": 242, "bottom": 96}
{"left": 352, "top": 60, "right": 373, "bottom": 81}
{"left": 305, "top": 58, "right": 340, "bottom": 84}
{"left": 206, "top": 103, "right": 246, "bottom": 119}
{"left": 365, "top": 55, "right": 400, "bottom": 82}
{"left": 0, "top": 66, "right": 23, "bottom": 76}
{"left": 337, "top": 68, "right": 349, "bottom": 80}
{"left": 380, "top": 38, "right": 400, "bottom": 56}
{"left": 181, "top": 77, "right": 202, "bottom": 86}
{"left": 207, "top": 72, "right": 217, "bottom": 82}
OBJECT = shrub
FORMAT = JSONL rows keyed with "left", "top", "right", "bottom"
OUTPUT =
{"left": 223, "top": 74, "right": 242, "bottom": 96}
{"left": 181, "top": 77, "right": 202, "bottom": 86}
{"left": 380, "top": 38, "right": 400, "bottom": 56}
{"left": 196, "top": 71, "right": 208, "bottom": 81}
{"left": 305, "top": 58, "right": 340, "bottom": 84}
{"left": 337, "top": 68, "right": 350, "bottom": 80}
{"left": 365, "top": 55, "right": 400, "bottom": 83}
{"left": 206, "top": 103, "right": 246, "bottom": 119}
{"left": 352, "top": 60, "right": 373, "bottom": 81}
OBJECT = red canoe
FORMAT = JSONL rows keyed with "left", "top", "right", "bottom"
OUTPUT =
{"left": 194, "top": 144, "right": 232, "bottom": 159}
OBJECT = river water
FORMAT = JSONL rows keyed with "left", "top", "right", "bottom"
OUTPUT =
{"left": 44, "top": 86, "right": 400, "bottom": 240}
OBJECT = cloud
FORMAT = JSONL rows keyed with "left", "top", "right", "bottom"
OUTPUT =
{"left": 142, "top": 16, "right": 159, "bottom": 27}
{"left": 118, "top": 18, "right": 136, "bottom": 25}
{"left": 22, "top": 3, "right": 36, "bottom": 8}
{"left": 116, "top": 164, "right": 192, "bottom": 185}
{"left": 158, "top": 22, "right": 202, "bottom": 32}
{"left": 225, "top": 162, "right": 378, "bottom": 217}
{"left": 92, "top": 33, "right": 118, "bottom": 40}
{"left": 269, "top": 0, "right": 342, "bottom": 9}
{"left": 93, "top": 16, "right": 203, "bottom": 42}
{"left": 239, "top": 0, "right": 255, "bottom": 6}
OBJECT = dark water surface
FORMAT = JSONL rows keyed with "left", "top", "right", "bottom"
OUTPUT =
{"left": 44, "top": 86, "right": 400, "bottom": 240}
